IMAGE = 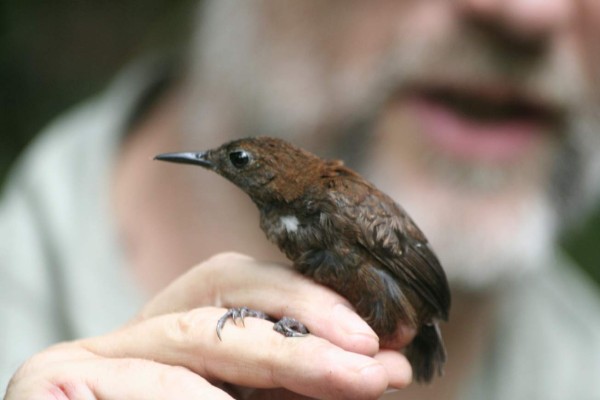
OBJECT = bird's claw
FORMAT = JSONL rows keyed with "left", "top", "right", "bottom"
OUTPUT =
{"left": 273, "top": 316, "right": 309, "bottom": 337}
{"left": 216, "top": 307, "right": 269, "bottom": 340}
{"left": 216, "top": 307, "right": 308, "bottom": 340}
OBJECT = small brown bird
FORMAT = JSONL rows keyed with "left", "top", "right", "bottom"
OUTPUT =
{"left": 155, "top": 136, "right": 450, "bottom": 383}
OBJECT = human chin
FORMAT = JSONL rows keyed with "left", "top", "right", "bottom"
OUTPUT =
{"left": 363, "top": 92, "right": 563, "bottom": 290}
{"left": 397, "top": 174, "right": 559, "bottom": 290}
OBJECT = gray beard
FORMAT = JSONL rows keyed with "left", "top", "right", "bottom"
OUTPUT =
{"left": 338, "top": 109, "right": 600, "bottom": 290}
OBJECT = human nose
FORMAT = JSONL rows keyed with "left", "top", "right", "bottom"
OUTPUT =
{"left": 457, "top": 0, "right": 572, "bottom": 46}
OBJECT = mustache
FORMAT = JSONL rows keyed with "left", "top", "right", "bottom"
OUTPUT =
{"left": 344, "top": 24, "right": 586, "bottom": 124}
{"left": 325, "top": 24, "right": 588, "bottom": 163}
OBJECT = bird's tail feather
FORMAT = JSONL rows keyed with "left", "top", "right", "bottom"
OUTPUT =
{"left": 405, "top": 322, "right": 446, "bottom": 383}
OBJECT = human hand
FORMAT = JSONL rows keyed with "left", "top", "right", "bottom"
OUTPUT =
{"left": 5, "top": 253, "right": 413, "bottom": 399}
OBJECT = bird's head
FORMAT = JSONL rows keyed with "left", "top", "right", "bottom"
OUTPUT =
{"left": 155, "top": 136, "right": 323, "bottom": 206}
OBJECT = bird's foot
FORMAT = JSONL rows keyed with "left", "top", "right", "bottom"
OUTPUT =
{"left": 216, "top": 307, "right": 269, "bottom": 340}
{"left": 273, "top": 317, "right": 309, "bottom": 337}
{"left": 216, "top": 307, "right": 309, "bottom": 339}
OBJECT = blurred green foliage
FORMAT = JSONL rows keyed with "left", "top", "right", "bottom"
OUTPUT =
{"left": 563, "top": 209, "right": 600, "bottom": 287}
{"left": 1, "top": 1, "right": 598, "bottom": 288}
{"left": 0, "top": 0, "right": 195, "bottom": 185}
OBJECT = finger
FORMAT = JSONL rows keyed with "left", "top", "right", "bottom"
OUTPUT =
{"left": 85, "top": 307, "right": 389, "bottom": 400}
{"left": 218, "top": 257, "right": 416, "bottom": 355}
{"left": 140, "top": 252, "right": 379, "bottom": 355}
{"left": 374, "top": 350, "right": 413, "bottom": 389}
{"left": 221, "top": 385, "right": 314, "bottom": 400}
{"left": 8, "top": 355, "right": 233, "bottom": 400}
{"left": 244, "top": 387, "right": 315, "bottom": 399}
{"left": 91, "top": 359, "right": 234, "bottom": 400}
{"left": 139, "top": 253, "right": 258, "bottom": 318}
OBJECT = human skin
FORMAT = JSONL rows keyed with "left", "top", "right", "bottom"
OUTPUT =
{"left": 6, "top": 0, "right": 600, "bottom": 399}
{"left": 5, "top": 254, "right": 412, "bottom": 400}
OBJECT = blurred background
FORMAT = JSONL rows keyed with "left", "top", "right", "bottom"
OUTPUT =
{"left": 0, "top": 0, "right": 195, "bottom": 184}
{"left": 1, "top": 1, "right": 599, "bottom": 287}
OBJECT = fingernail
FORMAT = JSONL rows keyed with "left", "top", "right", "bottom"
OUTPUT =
{"left": 358, "top": 363, "right": 389, "bottom": 395}
{"left": 333, "top": 304, "right": 377, "bottom": 338}
{"left": 375, "top": 350, "right": 413, "bottom": 388}
{"left": 325, "top": 352, "right": 388, "bottom": 397}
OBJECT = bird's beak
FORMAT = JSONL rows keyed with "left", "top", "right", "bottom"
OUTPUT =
{"left": 154, "top": 151, "right": 213, "bottom": 168}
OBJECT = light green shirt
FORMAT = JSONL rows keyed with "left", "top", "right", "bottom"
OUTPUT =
{"left": 0, "top": 63, "right": 150, "bottom": 390}
{"left": 2, "top": 63, "right": 600, "bottom": 398}
{"left": 465, "top": 255, "right": 600, "bottom": 399}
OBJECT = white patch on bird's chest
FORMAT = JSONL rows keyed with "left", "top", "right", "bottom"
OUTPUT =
{"left": 280, "top": 215, "right": 300, "bottom": 233}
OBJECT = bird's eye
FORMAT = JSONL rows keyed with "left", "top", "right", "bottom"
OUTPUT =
{"left": 229, "top": 150, "right": 251, "bottom": 168}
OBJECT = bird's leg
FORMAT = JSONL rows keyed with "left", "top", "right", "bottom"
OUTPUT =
{"left": 273, "top": 317, "right": 309, "bottom": 337}
{"left": 216, "top": 307, "right": 269, "bottom": 340}
{"left": 216, "top": 307, "right": 309, "bottom": 339}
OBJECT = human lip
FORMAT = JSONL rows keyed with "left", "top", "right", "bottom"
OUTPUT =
{"left": 405, "top": 84, "right": 561, "bottom": 163}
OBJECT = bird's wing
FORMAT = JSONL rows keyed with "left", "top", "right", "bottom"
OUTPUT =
{"left": 328, "top": 177, "right": 451, "bottom": 320}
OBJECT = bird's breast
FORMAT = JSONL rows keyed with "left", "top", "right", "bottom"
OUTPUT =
{"left": 263, "top": 213, "right": 303, "bottom": 238}
{"left": 279, "top": 215, "right": 300, "bottom": 233}
{"left": 260, "top": 209, "right": 327, "bottom": 256}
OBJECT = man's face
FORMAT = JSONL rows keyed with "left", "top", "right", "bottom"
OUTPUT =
{"left": 190, "top": 0, "right": 600, "bottom": 288}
